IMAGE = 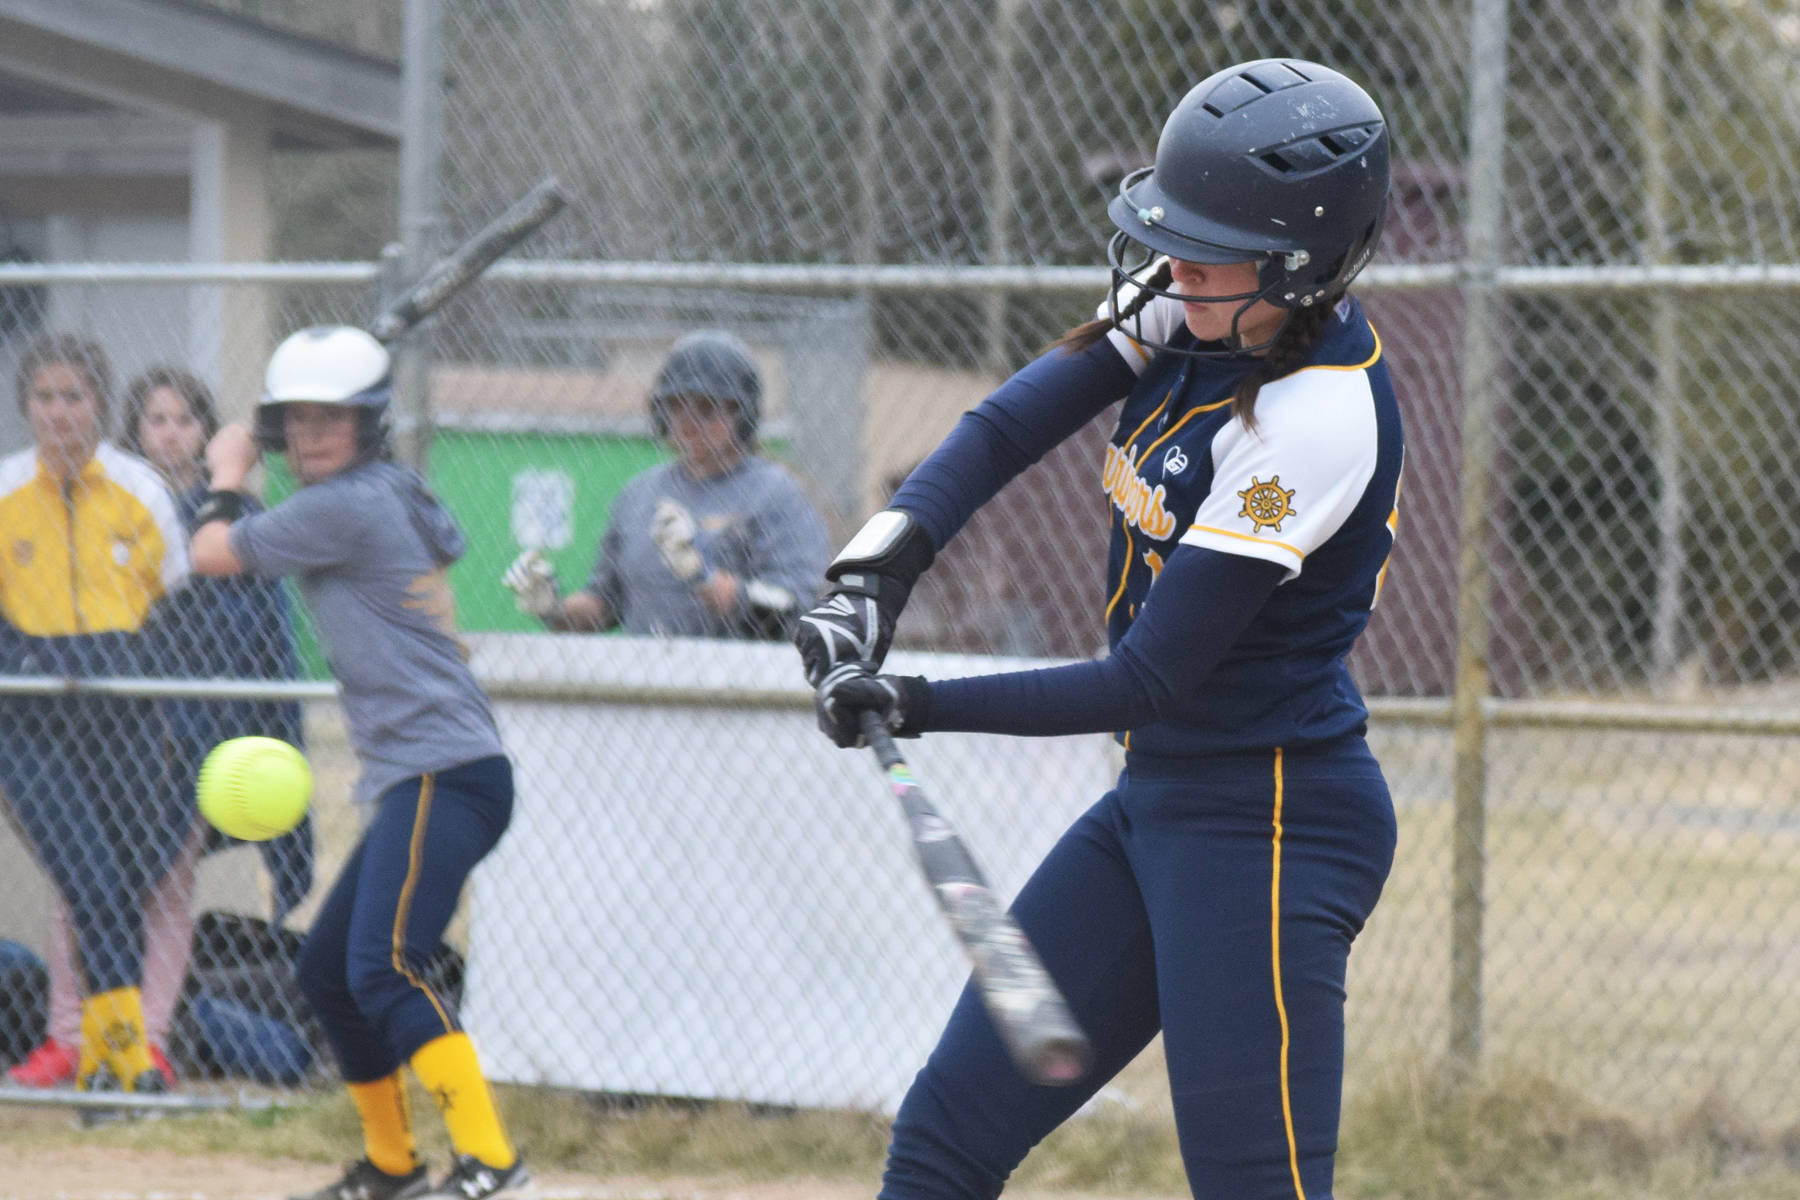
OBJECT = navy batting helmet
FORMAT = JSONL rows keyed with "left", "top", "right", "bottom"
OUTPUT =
{"left": 1105, "top": 59, "right": 1390, "bottom": 354}
{"left": 650, "top": 331, "right": 762, "bottom": 448}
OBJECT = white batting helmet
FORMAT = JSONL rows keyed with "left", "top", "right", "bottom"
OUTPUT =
{"left": 256, "top": 325, "right": 393, "bottom": 452}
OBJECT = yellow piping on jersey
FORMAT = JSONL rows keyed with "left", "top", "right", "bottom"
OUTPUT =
{"left": 1103, "top": 393, "right": 1236, "bottom": 626}
{"left": 1100, "top": 390, "right": 1171, "bottom": 626}
{"left": 1133, "top": 397, "right": 1232, "bottom": 468}
{"left": 1270, "top": 747, "right": 1307, "bottom": 1200}
{"left": 1373, "top": 452, "right": 1405, "bottom": 608}
{"left": 1120, "top": 389, "right": 1173, "bottom": 451}
{"left": 1105, "top": 323, "right": 1382, "bottom": 636}
{"left": 1187, "top": 523, "right": 1306, "bottom": 562}
{"left": 394, "top": 773, "right": 456, "bottom": 1032}
{"left": 1103, "top": 526, "right": 1137, "bottom": 625}
{"left": 1286, "top": 322, "right": 1382, "bottom": 375}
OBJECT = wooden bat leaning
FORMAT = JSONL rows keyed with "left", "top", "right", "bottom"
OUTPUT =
{"left": 859, "top": 712, "right": 1094, "bottom": 1086}
{"left": 368, "top": 177, "right": 568, "bottom": 344}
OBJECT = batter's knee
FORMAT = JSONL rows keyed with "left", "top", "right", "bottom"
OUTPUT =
{"left": 294, "top": 933, "right": 350, "bottom": 1010}
{"left": 343, "top": 945, "right": 406, "bottom": 1008}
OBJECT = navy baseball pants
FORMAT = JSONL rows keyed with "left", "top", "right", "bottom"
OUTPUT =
{"left": 881, "top": 735, "right": 1396, "bottom": 1200}
{"left": 296, "top": 754, "right": 513, "bottom": 1083}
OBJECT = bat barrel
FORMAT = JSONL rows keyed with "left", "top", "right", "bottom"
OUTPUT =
{"left": 369, "top": 176, "right": 569, "bottom": 344}
{"left": 860, "top": 710, "right": 1096, "bottom": 1088}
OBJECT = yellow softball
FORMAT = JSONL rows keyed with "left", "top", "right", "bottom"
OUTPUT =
{"left": 196, "top": 736, "right": 313, "bottom": 842}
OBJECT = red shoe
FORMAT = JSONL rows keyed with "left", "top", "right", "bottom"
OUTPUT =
{"left": 149, "top": 1044, "right": 177, "bottom": 1088}
{"left": 8, "top": 1037, "right": 80, "bottom": 1088}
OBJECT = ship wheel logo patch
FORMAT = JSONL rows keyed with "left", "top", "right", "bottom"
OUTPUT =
{"left": 1236, "top": 475, "right": 1298, "bottom": 534}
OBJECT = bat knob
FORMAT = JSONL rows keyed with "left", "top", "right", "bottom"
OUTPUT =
{"left": 1027, "top": 1036, "right": 1095, "bottom": 1087}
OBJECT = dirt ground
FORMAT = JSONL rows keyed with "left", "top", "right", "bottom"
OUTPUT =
{"left": 1, "top": 1146, "right": 1183, "bottom": 1200}
{"left": 2, "top": 1147, "right": 870, "bottom": 1200}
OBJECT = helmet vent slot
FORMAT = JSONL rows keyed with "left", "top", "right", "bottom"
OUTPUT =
{"left": 1259, "top": 124, "right": 1379, "bottom": 175}
{"left": 1203, "top": 75, "right": 1272, "bottom": 117}
{"left": 1242, "top": 63, "right": 1310, "bottom": 93}
{"left": 1260, "top": 139, "right": 1336, "bottom": 174}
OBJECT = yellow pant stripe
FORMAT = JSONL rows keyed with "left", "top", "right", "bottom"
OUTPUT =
{"left": 1271, "top": 746, "right": 1306, "bottom": 1199}
{"left": 393, "top": 773, "right": 454, "bottom": 1031}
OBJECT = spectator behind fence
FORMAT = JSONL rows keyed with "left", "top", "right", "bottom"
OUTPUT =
{"left": 503, "top": 330, "right": 829, "bottom": 640}
{"left": 122, "top": 367, "right": 312, "bottom": 918}
{"left": 0, "top": 332, "right": 192, "bottom": 1095}
{"left": 6, "top": 368, "right": 318, "bottom": 1091}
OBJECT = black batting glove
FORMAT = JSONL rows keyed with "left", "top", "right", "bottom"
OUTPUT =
{"left": 796, "top": 588, "right": 891, "bottom": 688}
{"left": 815, "top": 662, "right": 931, "bottom": 748}
{"left": 795, "top": 510, "right": 936, "bottom": 687}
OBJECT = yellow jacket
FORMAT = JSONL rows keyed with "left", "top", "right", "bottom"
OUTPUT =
{"left": 0, "top": 443, "right": 188, "bottom": 638}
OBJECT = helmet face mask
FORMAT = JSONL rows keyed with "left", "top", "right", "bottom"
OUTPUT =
{"left": 1104, "top": 233, "right": 1297, "bottom": 357}
{"left": 1102, "top": 58, "right": 1391, "bottom": 360}
{"left": 256, "top": 325, "right": 394, "bottom": 457}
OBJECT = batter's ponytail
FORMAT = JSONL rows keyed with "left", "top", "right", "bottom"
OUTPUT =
{"left": 1044, "top": 260, "right": 1175, "bottom": 355}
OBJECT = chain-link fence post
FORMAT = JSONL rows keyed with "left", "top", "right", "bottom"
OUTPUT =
{"left": 1640, "top": 0, "right": 1685, "bottom": 691}
{"left": 979, "top": 0, "right": 1023, "bottom": 375}
{"left": 393, "top": 0, "right": 445, "bottom": 471}
{"left": 1449, "top": 0, "right": 1513, "bottom": 1080}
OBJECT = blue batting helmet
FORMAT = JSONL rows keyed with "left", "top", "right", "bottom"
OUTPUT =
{"left": 1105, "top": 59, "right": 1390, "bottom": 345}
{"left": 650, "top": 330, "right": 762, "bottom": 448}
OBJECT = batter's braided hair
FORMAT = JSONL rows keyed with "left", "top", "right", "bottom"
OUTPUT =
{"left": 1045, "top": 260, "right": 1173, "bottom": 357}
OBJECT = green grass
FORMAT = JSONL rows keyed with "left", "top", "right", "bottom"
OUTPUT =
{"left": 1338, "top": 1059, "right": 1800, "bottom": 1200}
{"left": 9, "top": 1062, "right": 1800, "bottom": 1199}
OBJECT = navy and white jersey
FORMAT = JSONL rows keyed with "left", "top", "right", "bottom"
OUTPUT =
{"left": 1099, "top": 292, "right": 1403, "bottom": 756}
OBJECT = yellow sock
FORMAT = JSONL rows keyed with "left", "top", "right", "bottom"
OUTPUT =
{"left": 348, "top": 1074, "right": 419, "bottom": 1177}
{"left": 80, "top": 987, "right": 155, "bottom": 1089}
{"left": 409, "top": 1032, "right": 516, "bottom": 1168}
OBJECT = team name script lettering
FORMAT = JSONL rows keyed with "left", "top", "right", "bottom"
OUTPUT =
{"left": 1101, "top": 443, "right": 1177, "bottom": 540}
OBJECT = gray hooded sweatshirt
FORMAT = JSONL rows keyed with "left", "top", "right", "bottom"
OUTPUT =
{"left": 230, "top": 460, "right": 505, "bottom": 806}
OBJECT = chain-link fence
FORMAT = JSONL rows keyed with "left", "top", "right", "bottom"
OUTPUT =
{"left": 1, "top": 0, "right": 1800, "bottom": 1138}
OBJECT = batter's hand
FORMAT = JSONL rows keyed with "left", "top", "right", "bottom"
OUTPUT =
{"left": 650, "top": 498, "right": 707, "bottom": 583}
{"left": 815, "top": 662, "right": 929, "bottom": 748}
{"left": 795, "top": 509, "right": 935, "bottom": 688}
{"left": 795, "top": 590, "right": 889, "bottom": 688}
{"left": 502, "top": 549, "right": 561, "bottom": 618}
{"left": 204, "top": 422, "right": 261, "bottom": 492}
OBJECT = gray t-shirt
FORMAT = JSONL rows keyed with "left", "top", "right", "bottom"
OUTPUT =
{"left": 586, "top": 457, "right": 828, "bottom": 638}
{"left": 230, "top": 460, "right": 505, "bottom": 805}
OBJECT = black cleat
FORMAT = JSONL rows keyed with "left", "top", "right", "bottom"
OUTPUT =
{"left": 421, "top": 1153, "right": 530, "bottom": 1198}
{"left": 289, "top": 1158, "right": 430, "bottom": 1200}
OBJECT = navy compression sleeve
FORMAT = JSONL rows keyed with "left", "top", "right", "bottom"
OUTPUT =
{"left": 889, "top": 337, "right": 1136, "bottom": 549}
{"left": 922, "top": 546, "right": 1286, "bottom": 736}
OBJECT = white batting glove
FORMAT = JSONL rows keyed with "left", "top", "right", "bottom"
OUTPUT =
{"left": 502, "top": 549, "right": 561, "bottom": 618}
{"left": 650, "top": 498, "right": 707, "bottom": 583}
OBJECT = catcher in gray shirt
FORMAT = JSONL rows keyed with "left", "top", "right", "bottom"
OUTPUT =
{"left": 504, "top": 330, "right": 828, "bottom": 638}
{"left": 191, "top": 325, "right": 528, "bottom": 1200}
